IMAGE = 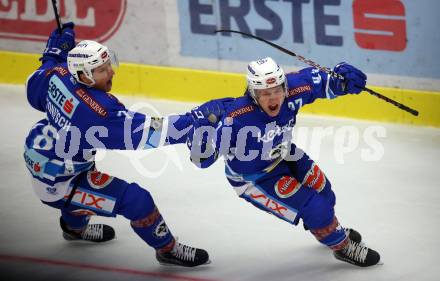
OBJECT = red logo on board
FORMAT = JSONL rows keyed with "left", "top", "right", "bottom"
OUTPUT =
{"left": 0, "top": 0, "right": 127, "bottom": 42}
{"left": 353, "top": 0, "right": 407, "bottom": 51}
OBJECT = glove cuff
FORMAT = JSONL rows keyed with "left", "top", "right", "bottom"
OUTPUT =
{"left": 40, "top": 52, "right": 67, "bottom": 64}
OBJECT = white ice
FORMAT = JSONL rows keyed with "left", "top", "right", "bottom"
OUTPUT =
{"left": 1, "top": 84, "right": 439, "bottom": 281}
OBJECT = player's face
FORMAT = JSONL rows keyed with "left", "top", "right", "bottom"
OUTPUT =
{"left": 92, "top": 61, "right": 115, "bottom": 92}
{"left": 256, "top": 85, "right": 285, "bottom": 117}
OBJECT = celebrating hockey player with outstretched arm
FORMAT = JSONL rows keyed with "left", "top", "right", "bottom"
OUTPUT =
{"left": 188, "top": 57, "right": 381, "bottom": 267}
{"left": 23, "top": 22, "right": 215, "bottom": 267}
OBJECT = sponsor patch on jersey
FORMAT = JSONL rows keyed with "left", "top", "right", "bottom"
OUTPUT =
{"left": 24, "top": 148, "right": 49, "bottom": 179}
{"left": 87, "top": 170, "right": 113, "bottom": 189}
{"left": 302, "top": 163, "right": 326, "bottom": 192}
{"left": 75, "top": 88, "right": 108, "bottom": 117}
{"left": 275, "top": 176, "right": 301, "bottom": 198}
{"left": 48, "top": 75, "right": 79, "bottom": 119}
{"left": 33, "top": 162, "right": 42, "bottom": 173}
{"left": 257, "top": 118, "right": 295, "bottom": 143}
{"left": 64, "top": 188, "right": 116, "bottom": 215}
{"left": 46, "top": 101, "right": 72, "bottom": 129}
{"left": 45, "top": 66, "right": 69, "bottom": 77}
{"left": 287, "top": 85, "right": 312, "bottom": 97}
{"left": 70, "top": 209, "right": 97, "bottom": 216}
{"left": 154, "top": 219, "right": 169, "bottom": 238}
{"left": 228, "top": 105, "right": 255, "bottom": 118}
{"left": 244, "top": 184, "right": 297, "bottom": 224}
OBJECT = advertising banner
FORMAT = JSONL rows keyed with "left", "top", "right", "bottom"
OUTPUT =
{"left": 178, "top": 0, "right": 439, "bottom": 80}
{"left": 0, "top": 0, "right": 439, "bottom": 91}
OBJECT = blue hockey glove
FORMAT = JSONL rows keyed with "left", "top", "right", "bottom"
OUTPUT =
{"left": 187, "top": 97, "right": 234, "bottom": 167}
{"left": 41, "top": 22, "right": 76, "bottom": 64}
{"left": 190, "top": 97, "right": 235, "bottom": 126}
{"left": 330, "top": 62, "right": 367, "bottom": 95}
{"left": 186, "top": 123, "right": 218, "bottom": 169}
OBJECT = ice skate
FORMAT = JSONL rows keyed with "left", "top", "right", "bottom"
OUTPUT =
{"left": 156, "top": 239, "right": 210, "bottom": 267}
{"left": 345, "top": 228, "right": 362, "bottom": 243}
{"left": 334, "top": 238, "right": 380, "bottom": 267}
{"left": 60, "top": 217, "right": 115, "bottom": 243}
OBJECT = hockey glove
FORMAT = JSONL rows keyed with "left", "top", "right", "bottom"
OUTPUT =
{"left": 186, "top": 123, "right": 218, "bottom": 169}
{"left": 330, "top": 62, "right": 367, "bottom": 95}
{"left": 41, "top": 22, "right": 76, "bottom": 64}
{"left": 190, "top": 97, "right": 235, "bottom": 126}
{"left": 187, "top": 97, "right": 234, "bottom": 167}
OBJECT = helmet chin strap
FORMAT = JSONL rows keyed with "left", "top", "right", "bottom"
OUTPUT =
{"left": 79, "top": 80, "right": 95, "bottom": 87}
{"left": 77, "top": 71, "right": 96, "bottom": 87}
{"left": 248, "top": 88, "right": 261, "bottom": 108}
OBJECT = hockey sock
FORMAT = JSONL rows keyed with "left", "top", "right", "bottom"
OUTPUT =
{"left": 61, "top": 210, "right": 90, "bottom": 231}
{"left": 310, "top": 216, "right": 348, "bottom": 250}
{"left": 131, "top": 206, "right": 174, "bottom": 249}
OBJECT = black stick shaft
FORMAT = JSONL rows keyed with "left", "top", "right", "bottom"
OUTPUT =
{"left": 215, "top": 29, "right": 419, "bottom": 116}
{"left": 363, "top": 87, "right": 419, "bottom": 116}
{"left": 51, "top": 0, "right": 62, "bottom": 33}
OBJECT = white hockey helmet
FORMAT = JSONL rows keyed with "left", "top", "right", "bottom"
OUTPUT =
{"left": 246, "top": 57, "right": 287, "bottom": 103}
{"left": 67, "top": 40, "right": 118, "bottom": 86}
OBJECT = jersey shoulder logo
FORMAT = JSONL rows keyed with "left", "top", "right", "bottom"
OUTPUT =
{"left": 45, "top": 66, "right": 69, "bottom": 77}
{"left": 287, "top": 85, "right": 312, "bottom": 98}
{"left": 75, "top": 88, "right": 108, "bottom": 117}
{"left": 228, "top": 105, "right": 255, "bottom": 118}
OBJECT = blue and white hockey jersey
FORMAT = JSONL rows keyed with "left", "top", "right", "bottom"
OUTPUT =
{"left": 192, "top": 68, "right": 340, "bottom": 186}
{"left": 24, "top": 60, "right": 193, "bottom": 202}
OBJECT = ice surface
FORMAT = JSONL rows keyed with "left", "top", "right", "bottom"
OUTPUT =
{"left": 1, "top": 84, "right": 439, "bottom": 281}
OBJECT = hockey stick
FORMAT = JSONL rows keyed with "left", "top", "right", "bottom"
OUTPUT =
{"left": 215, "top": 29, "right": 419, "bottom": 116}
{"left": 51, "top": 0, "right": 62, "bottom": 33}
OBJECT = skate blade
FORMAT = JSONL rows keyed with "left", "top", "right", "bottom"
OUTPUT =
{"left": 158, "top": 259, "right": 212, "bottom": 267}
{"left": 62, "top": 237, "right": 117, "bottom": 243}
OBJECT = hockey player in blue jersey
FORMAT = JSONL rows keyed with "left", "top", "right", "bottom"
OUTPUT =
{"left": 23, "top": 22, "right": 211, "bottom": 267}
{"left": 188, "top": 57, "right": 381, "bottom": 267}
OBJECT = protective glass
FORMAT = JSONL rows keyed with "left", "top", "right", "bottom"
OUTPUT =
{"left": 109, "top": 49, "right": 119, "bottom": 69}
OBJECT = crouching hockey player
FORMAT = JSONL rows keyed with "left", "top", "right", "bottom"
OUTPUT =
{"left": 188, "top": 57, "right": 381, "bottom": 267}
{"left": 23, "top": 22, "right": 210, "bottom": 267}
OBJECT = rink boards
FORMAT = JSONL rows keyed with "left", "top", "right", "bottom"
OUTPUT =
{"left": 1, "top": 50, "right": 439, "bottom": 127}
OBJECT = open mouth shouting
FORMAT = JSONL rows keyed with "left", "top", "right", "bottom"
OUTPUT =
{"left": 268, "top": 104, "right": 279, "bottom": 112}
